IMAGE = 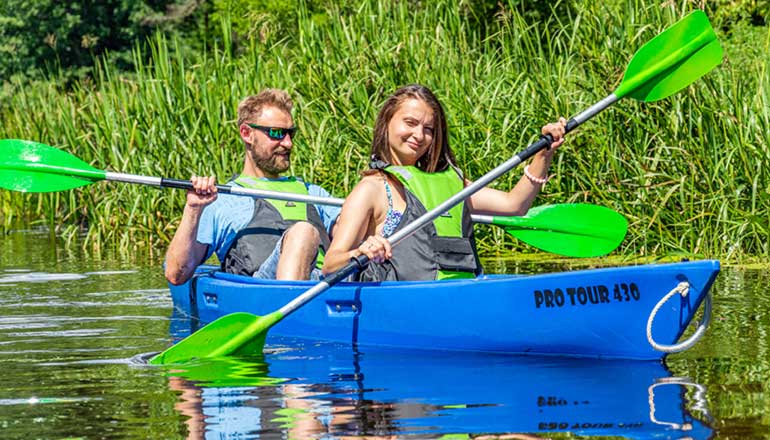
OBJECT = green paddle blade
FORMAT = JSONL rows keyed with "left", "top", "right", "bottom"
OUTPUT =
{"left": 0, "top": 139, "right": 106, "bottom": 192}
{"left": 149, "top": 310, "right": 284, "bottom": 365}
{"left": 615, "top": 10, "right": 722, "bottom": 101}
{"left": 495, "top": 204, "right": 627, "bottom": 257}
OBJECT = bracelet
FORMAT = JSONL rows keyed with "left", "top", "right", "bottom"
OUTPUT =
{"left": 524, "top": 165, "right": 549, "bottom": 185}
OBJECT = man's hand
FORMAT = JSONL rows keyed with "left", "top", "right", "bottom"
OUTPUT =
{"left": 187, "top": 175, "right": 218, "bottom": 209}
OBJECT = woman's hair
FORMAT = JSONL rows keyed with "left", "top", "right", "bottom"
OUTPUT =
{"left": 370, "top": 84, "right": 457, "bottom": 173}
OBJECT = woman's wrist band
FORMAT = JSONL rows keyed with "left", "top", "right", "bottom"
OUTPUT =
{"left": 524, "top": 165, "right": 549, "bottom": 185}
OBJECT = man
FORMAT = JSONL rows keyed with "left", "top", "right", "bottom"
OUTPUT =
{"left": 165, "top": 89, "right": 339, "bottom": 285}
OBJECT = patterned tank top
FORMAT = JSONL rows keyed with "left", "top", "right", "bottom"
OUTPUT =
{"left": 382, "top": 175, "right": 403, "bottom": 237}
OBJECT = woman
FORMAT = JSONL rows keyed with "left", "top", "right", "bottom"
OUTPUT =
{"left": 322, "top": 84, "right": 566, "bottom": 281}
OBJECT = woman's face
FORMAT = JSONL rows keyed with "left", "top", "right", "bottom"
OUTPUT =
{"left": 387, "top": 98, "right": 435, "bottom": 166}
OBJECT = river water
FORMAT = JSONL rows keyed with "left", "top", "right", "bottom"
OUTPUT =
{"left": 1, "top": 228, "right": 768, "bottom": 439}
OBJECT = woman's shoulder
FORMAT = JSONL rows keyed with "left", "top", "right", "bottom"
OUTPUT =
{"left": 344, "top": 173, "right": 386, "bottom": 207}
{"left": 356, "top": 172, "right": 386, "bottom": 191}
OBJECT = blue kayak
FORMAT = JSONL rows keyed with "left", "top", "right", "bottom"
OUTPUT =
{"left": 169, "top": 259, "right": 720, "bottom": 360}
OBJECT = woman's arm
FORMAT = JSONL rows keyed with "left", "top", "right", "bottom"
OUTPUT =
{"left": 322, "top": 176, "right": 392, "bottom": 274}
{"left": 468, "top": 118, "right": 566, "bottom": 216}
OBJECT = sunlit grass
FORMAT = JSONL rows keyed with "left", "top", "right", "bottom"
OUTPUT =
{"left": 0, "top": 0, "right": 767, "bottom": 262}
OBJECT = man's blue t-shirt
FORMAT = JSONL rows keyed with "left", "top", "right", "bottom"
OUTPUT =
{"left": 196, "top": 178, "right": 341, "bottom": 263}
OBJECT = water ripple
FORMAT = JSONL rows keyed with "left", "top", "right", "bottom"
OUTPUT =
{"left": 0, "top": 269, "right": 141, "bottom": 284}
{"left": 0, "top": 396, "right": 98, "bottom": 406}
{"left": 0, "top": 272, "right": 88, "bottom": 283}
{"left": 5, "top": 328, "right": 117, "bottom": 337}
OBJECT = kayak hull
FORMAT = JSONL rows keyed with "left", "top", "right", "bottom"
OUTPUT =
{"left": 169, "top": 260, "right": 720, "bottom": 360}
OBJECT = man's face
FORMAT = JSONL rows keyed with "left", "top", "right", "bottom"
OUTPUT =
{"left": 243, "top": 106, "right": 295, "bottom": 177}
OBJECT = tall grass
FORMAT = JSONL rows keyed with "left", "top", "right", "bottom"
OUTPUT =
{"left": 0, "top": 0, "right": 767, "bottom": 263}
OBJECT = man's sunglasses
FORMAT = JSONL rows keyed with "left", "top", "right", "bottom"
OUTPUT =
{"left": 246, "top": 124, "right": 298, "bottom": 140}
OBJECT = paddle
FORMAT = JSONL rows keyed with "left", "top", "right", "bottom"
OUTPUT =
{"left": 473, "top": 204, "right": 628, "bottom": 258}
{"left": 0, "top": 139, "right": 626, "bottom": 257}
{"left": 148, "top": 10, "right": 722, "bottom": 364}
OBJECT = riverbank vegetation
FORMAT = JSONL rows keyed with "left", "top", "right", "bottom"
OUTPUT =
{"left": 1, "top": 0, "right": 768, "bottom": 263}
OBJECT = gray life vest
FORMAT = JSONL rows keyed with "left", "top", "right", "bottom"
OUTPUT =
{"left": 357, "top": 164, "right": 482, "bottom": 282}
{"left": 222, "top": 176, "right": 330, "bottom": 276}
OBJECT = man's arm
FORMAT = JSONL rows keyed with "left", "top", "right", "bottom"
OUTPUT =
{"left": 307, "top": 183, "right": 342, "bottom": 235}
{"left": 165, "top": 176, "right": 217, "bottom": 285}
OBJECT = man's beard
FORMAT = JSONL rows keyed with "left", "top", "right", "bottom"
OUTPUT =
{"left": 251, "top": 148, "right": 291, "bottom": 175}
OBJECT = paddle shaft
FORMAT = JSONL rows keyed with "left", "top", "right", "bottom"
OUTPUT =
{"left": 165, "top": 174, "right": 611, "bottom": 231}
{"left": 131, "top": 172, "right": 516, "bottom": 227}
{"left": 4, "top": 161, "right": 335, "bottom": 206}
{"left": 10, "top": 161, "right": 532, "bottom": 226}
{"left": 277, "top": 89, "right": 637, "bottom": 318}
{"left": 156, "top": 176, "right": 344, "bottom": 206}
{"left": 111, "top": 169, "right": 518, "bottom": 228}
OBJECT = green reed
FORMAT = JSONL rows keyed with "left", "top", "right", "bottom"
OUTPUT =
{"left": 0, "top": 0, "right": 767, "bottom": 262}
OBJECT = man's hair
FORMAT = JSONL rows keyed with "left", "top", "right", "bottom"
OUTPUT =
{"left": 237, "top": 89, "right": 294, "bottom": 126}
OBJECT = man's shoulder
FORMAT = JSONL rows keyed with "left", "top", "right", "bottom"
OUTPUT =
{"left": 303, "top": 180, "right": 333, "bottom": 197}
{"left": 204, "top": 191, "right": 254, "bottom": 215}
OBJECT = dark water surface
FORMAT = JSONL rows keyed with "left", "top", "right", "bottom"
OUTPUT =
{"left": 1, "top": 229, "right": 768, "bottom": 439}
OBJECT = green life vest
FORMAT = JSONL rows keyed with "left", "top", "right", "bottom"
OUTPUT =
{"left": 221, "top": 176, "right": 329, "bottom": 277}
{"left": 235, "top": 176, "right": 313, "bottom": 220}
{"left": 358, "top": 165, "right": 481, "bottom": 281}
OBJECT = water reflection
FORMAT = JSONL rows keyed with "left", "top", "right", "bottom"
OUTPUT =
{"left": 164, "top": 308, "right": 714, "bottom": 439}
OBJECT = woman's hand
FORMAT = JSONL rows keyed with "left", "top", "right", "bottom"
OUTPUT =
{"left": 541, "top": 117, "right": 567, "bottom": 152}
{"left": 356, "top": 234, "right": 392, "bottom": 263}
